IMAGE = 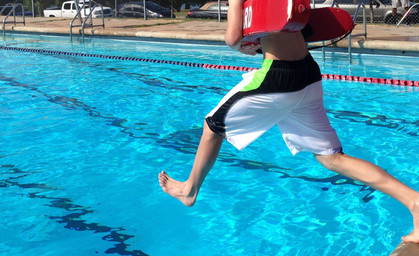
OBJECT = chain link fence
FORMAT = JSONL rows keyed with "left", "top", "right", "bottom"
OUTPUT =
{"left": 1, "top": 0, "right": 418, "bottom": 24}
{"left": 312, "top": 0, "right": 419, "bottom": 25}
{"left": 108, "top": 0, "right": 418, "bottom": 25}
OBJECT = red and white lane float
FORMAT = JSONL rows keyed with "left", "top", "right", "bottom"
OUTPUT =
{"left": 0, "top": 46, "right": 417, "bottom": 87}
{"left": 321, "top": 73, "right": 418, "bottom": 86}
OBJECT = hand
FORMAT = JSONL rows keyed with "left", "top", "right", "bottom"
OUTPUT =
{"left": 239, "top": 42, "right": 261, "bottom": 56}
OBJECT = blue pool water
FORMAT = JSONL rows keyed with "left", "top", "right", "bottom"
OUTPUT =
{"left": 0, "top": 34, "right": 418, "bottom": 256}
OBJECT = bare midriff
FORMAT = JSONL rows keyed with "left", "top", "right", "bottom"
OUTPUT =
{"left": 260, "top": 31, "right": 309, "bottom": 61}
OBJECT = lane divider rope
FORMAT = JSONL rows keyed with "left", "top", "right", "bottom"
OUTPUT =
{"left": 1, "top": 46, "right": 418, "bottom": 87}
{"left": 321, "top": 74, "right": 419, "bottom": 87}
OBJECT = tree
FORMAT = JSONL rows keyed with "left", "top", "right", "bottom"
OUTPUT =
{"left": 1, "top": 0, "right": 61, "bottom": 16}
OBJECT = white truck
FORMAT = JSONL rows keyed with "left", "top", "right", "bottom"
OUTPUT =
{"left": 43, "top": 1, "right": 113, "bottom": 18}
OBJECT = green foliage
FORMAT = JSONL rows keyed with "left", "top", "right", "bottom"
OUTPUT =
{"left": 35, "top": 0, "right": 62, "bottom": 16}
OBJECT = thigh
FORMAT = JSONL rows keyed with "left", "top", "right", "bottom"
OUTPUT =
{"left": 209, "top": 91, "right": 304, "bottom": 150}
{"left": 401, "top": 0, "right": 409, "bottom": 7}
{"left": 278, "top": 82, "right": 342, "bottom": 155}
{"left": 392, "top": 0, "right": 401, "bottom": 8}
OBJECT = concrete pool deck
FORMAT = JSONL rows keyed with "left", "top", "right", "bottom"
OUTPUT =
{"left": 2, "top": 17, "right": 419, "bottom": 55}
{"left": 2, "top": 16, "right": 419, "bottom": 255}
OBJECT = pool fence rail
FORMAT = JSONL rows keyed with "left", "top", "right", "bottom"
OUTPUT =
{"left": 11, "top": 0, "right": 419, "bottom": 25}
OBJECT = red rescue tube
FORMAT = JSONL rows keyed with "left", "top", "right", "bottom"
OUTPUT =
{"left": 242, "top": 0, "right": 311, "bottom": 44}
{"left": 242, "top": 0, "right": 354, "bottom": 44}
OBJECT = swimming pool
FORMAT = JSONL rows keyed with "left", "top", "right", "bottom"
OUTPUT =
{"left": 1, "top": 34, "right": 418, "bottom": 256}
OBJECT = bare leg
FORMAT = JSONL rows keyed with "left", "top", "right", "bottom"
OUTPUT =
{"left": 315, "top": 152, "right": 419, "bottom": 243}
{"left": 159, "top": 121, "right": 223, "bottom": 206}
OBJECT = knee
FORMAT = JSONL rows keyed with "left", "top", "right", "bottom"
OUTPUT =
{"left": 202, "top": 120, "right": 223, "bottom": 140}
{"left": 314, "top": 152, "right": 343, "bottom": 171}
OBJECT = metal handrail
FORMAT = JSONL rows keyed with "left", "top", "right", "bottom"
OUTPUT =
{"left": 82, "top": 4, "right": 105, "bottom": 39}
{"left": 396, "top": 3, "right": 419, "bottom": 27}
{"left": 350, "top": 2, "right": 367, "bottom": 39}
{"left": 2, "top": 3, "right": 26, "bottom": 36}
{"left": 315, "top": 1, "right": 368, "bottom": 63}
{"left": 348, "top": 2, "right": 368, "bottom": 63}
{"left": 70, "top": 2, "right": 105, "bottom": 40}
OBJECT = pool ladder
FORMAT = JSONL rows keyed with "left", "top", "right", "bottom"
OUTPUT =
{"left": 347, "top": 2, "right": 368, "bottom": 63}
{"left": 312, "top": 0, "right": 368, "bottom": 63}
{"left": 70, "top": 1, "right": 105, "bottom": 41}
{"left": 1, "top": 3, "right": 26, "bottom": 37}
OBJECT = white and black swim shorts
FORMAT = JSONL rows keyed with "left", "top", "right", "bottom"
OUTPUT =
{"left": 206, "top": 54, "right": 342, "bottom": 155}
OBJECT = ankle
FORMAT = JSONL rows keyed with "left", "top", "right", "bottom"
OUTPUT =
{"left": 184, "top": 181, "right": 198, "bottom": 198}
{"left": 404, "top": 198, "right": 419, "bottom": 216}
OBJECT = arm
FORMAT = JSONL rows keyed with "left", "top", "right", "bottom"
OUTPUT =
{"left": 225, "top": 0, "right": 243, "bottom": 50}
{"left": 225, "top": 0, "right": 260, "bottom": 55}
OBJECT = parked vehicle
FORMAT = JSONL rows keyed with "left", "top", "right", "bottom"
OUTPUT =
{"left": 117, "top": 1, "right": 174, "bottom": 18}
{"left": 0, "top": 5, "right": 32, "bottom": 16}
{"left": 186, "top": 1, "right": 228, "bottom": 19}
{"left": 180, "top": 3, "right": 200, "bottom": 11}
{"left": 43, "top": 1, "right": 113, "bottom": 18}
{"left": 311, "top": 0, "right": 419, "bottom": 24}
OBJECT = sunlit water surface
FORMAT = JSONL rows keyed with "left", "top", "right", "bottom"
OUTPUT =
{"left": 0, "top": 34, "right": 418, "bottom": 256}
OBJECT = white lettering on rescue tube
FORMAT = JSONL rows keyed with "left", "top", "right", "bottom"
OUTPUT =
{"left": 287, "top": 0, "right": 293, "bottom": 21}
{"left": 243, "top": 6, "right": 252, "bottom": 29}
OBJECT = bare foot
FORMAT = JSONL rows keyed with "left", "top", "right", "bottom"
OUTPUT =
{"left": 402, "top": 201, "right": 419, "bottom": 243}
{"left": 158, "top": 171, "right": 197, "bottom": 207}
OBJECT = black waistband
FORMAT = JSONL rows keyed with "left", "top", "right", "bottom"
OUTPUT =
{"left": 258, "top": 53, "right": 321, "bottom": 93}
{"left": 267, "top": 54, "right": 316, "bottom": 69}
